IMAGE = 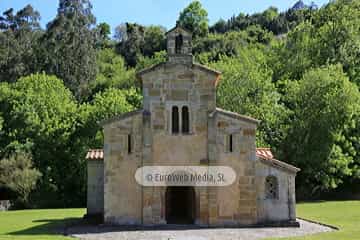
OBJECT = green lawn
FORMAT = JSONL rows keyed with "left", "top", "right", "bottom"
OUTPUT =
{"left": 0, "top": 201, "right": 359, "bottom": 240}
{"left": 268, "top": 201, "right": 360, "bottom": 240}
{"left": 0, "top": 208, "right": 85, "bottom": 240}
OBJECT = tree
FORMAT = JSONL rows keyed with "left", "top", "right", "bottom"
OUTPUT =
{"left": 42, "top": 0, "right": 97, "bottom": 100}
{"left": 280, "top": 65, "right": 360, "bottom": 196}
{"left": 143, "top": 25, "right": 166, "bottom": 57}
{"left": 0, "top": 152, "right": 41, "bottom": 204}
{"left": 0, "top": 73, "right": 80, "bottom": 207}
{"left": 194, "top": 31, "right": 244, "bottom": 63}
{"left": 271, "top": 0, "right": 360, "bottom": 86}
{"left": 116, "top": 23, "right": 145, "bottom": 67}
{"left": 95, "top": 22, "right": 111, "bottom": 49}
{"left": 209, "top": 19, "right": 227, "bottom": 34}
{"left": 0, "top": 5, "right": 42, "bottom": 83}
{"left": 136, "top": 50, "right": 167, "bottom": 72}
{"left": 116, "top": 23, "right": 167, "bottom": 66}
{"left": 211, "top": 47, "right": 286, "bottom": 147}
{"left": 91, "top": 48, "right": 136, "bottom": 95}
{"left": 178, "top": 1, "right": 209, "bottom": 38}
{"left": 114, "top": 23, "right": 128, "bottom": 42}
{"left": 78, "top": 87, "right": 139, "bottom": 147}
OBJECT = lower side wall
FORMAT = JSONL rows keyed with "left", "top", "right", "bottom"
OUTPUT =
{"left": 255, "top": 161, "right": 296, "bottom": 223}
{"left": 87, "top": 160, "right": 104, "bottom": 216}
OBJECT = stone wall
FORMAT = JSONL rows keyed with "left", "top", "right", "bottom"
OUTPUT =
{"left": 255, "top": 161, "right": 297, "bottom": 223}
{"left": 139, "top": 60, "right": 219, "bottom": 225}
{"left": 210, "top": 110, "right": 258, "bottom": 226}
{"left": 103, "top": 112, "right": 143, "bottom": 224}
{"left": 99, "top": 25, "right": 298, "bottom": 226}
{"left": 87, "top": 160, "right": 104, "bottom": 216}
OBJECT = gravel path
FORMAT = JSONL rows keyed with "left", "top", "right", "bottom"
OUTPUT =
{"left": 68, "top": 219, "right": 334, "bottom": 240}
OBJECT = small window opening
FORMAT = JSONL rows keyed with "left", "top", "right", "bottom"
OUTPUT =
{"left": 175, "top": 34, "right": 183, "bottom": 54}
{"left": 229, "top": 134, "right": 233, "bottom": 152}
{"left": 172, "top": 106, "right": 179, "bottom": 134}
{"left": 182, "top": 106, "right": 190, "bottom": 133}
{"left": 265, "top": 176, "right": 278, "bottom": 199}
{"left": 128, "top": 134, "right": 132, "bottom": 154}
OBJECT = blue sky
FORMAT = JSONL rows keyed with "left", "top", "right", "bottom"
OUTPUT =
{"left": 0, "top": 0, "right": 329, "bottom": 35}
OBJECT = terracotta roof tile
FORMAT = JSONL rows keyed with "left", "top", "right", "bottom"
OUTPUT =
{"left": 86, "top": 148, "right": 276, "bottom": 161}
{"left": 86, "top": 148, "right": 299, "bottom": 172}
{"left": 256, "top": 148, "right": 274, "bottom": 159}
{"left": 86, "top": 149, "right": 103, "bottom": 160}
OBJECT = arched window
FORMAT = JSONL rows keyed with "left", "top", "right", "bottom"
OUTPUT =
{"left": 175, "top": 34, "right": 183, "bottom": 54}
{"left": 172, "top": 106, "right": 179, "bottom": 134}
{"left": 265, "top": 176, "right": 278, "bottom": 199}
{"left": 182, "top": 106, "right": 189, "bottom": 133}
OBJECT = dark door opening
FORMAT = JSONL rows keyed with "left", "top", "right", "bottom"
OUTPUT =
{"left": 166, "top": 186, "right": 195, "bottom": 224}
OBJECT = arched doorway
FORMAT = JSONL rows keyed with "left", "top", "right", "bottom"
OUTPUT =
{"left": 165, "top": 186, "right": 195, "bottom": 224}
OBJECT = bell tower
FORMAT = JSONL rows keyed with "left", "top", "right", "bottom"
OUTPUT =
{"left": 166, "top": 25, "right": 193, "bottom": 64}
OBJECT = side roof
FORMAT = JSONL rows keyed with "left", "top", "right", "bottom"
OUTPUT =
{"left": 213, "top": 108, "right": 260, "bottom": 125}
{"left": 99, "top": 109, "right": 144, "bottom": 127}
{"left": 256, "top": 148, "right": 300, "bottom": 174}
{"left": 165, "top": 25, "right": 191, "bottom": 35}
{"left": 258, "top": 156, "right": 300, "bottom": 174}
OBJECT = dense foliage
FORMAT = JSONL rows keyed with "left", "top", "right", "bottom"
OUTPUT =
{"left": 0, "top": 0, "right": 359, "bottom": 206}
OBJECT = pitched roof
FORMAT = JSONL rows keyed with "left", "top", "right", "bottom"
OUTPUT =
{"left": 99, "top": 109, "right": 144, "bottom": 127}
{"left": 165, "top": 25, "right": 191, "bottom": 35}
{"left": 256, "top": 148, "right": 300, "bottom": 173}
{"left": 136, "top": 62, "right": 221, "bottom": 78}
{"left": 214, "top": 108, "right": 260, "bottom": 125}
{"left": 256, "top": 148, "right": 274, "bottom": 159}
{"left": 258, "top": 157, "right": 300, "bottom": 173}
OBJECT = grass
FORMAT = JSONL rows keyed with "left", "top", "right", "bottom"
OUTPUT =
{"left": 268, "top": 201, "right": 360, "bottom": 240}
{"left": 0, "top": 208, "right": 85, "bottom": 240}
{"left": 0, "top": 201, "right": 359, "bottom": 240}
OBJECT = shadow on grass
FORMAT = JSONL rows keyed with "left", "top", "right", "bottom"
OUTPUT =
{"left": 8, "top": 217, "right": 83, "bottom": 236}
{"left": 65, "top": 221, "right": 300, "bottom": 236}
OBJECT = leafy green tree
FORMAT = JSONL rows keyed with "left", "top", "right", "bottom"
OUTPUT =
{"left": 78, "top": 87, "right": 138, "bottom": 147}
{"left": 245, "top": 25, "right": 273, "bottom": 44}
{"left": 116, "top": 23, "right": 145, "bottom": 67}
{"left": 271, "top": 0, "right": 360, "bottom": 86}
{"left": 312, "top": 0, "right": 360, "bottom": 86}
{"left": 0, "top": 73, "right": 80, "bottom": 207}
{"left": 193, "top": 31, "right": 248, "bottom": 63}
{"left": 0, "top": 152, "right": 41, "bottom": 204}
{"left": 280, "top": 65, "right": 360, "bottom": 196}
{"left": 211, "top": 5, "right": 314, "bottom": 35}
{"left": 211, "top": 47, "right": 286, "bottom": 147}
{"left": 143, "top": 25, "right": 166, "bottom": 57}
{"left": 95, "top": 22, "right": 111, "bottom": 49}
{"left": 113, "top": 23, "right": 128, "bottom": 42}
{"left": 209, "top": 19, "right": 227, "bottom": 34}
{"left": 91, "top": 48, "right": 136, "bottom": 95}
{"left": 178, "top": 1, "right": 209, "bottom": 38}
{"left": 116, "top": 23, "right": 166, "bottom": 67}
{"left": 42, "top": 0, "right": 97, "bottom": 100}
{"left": 269, "top": 21, "right": 315, "bottom": 82}
{"left": 0, "top": 5, "right": 42, "bottom": 83}
{"left": 136, "top": 50, "right": 167, "bottom": 71}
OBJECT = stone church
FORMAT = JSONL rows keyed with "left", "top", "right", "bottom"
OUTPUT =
{"left": 86, "top": 26, "right": 300, "bottom": 227}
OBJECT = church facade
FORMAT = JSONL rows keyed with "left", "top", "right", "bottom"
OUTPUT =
{"left": 86, "top": 26, "right": 300, "bottom": 227}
